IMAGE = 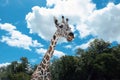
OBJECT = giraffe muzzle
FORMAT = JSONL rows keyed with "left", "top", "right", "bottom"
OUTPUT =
{"left": 67, "top": 32, "right": 74, "bottom": 41}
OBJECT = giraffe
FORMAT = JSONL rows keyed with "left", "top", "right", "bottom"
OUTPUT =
{"left": 31, "top": 16, "right": 74, "bottom": 80}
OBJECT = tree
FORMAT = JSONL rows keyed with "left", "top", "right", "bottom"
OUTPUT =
{"left": 88, "top": 39, "right": 110, "bottom": 54}
{"left": 0, "top": 57, "right": 32, "bottom": 80}
{"left": 93, "top": 53, "right": 119, "bottom": 80}
{"left": 51, "top": 56, "right": 80, "bottom": 80}
{"left": 51, "top": 39, "right": 120, "bottom": 80}
{"left": 20, "top": 57, "right": 29, "bottom": 72}
{"left": 76, "top": 48, "right": 85, "bottom": 56}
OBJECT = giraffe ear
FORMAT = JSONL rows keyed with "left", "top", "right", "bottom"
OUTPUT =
{"left": 54, "top": 16, "right": 58, "bottom": 26}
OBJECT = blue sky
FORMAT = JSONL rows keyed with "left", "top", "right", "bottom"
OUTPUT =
{"left": 0, "top": 0, "right": 120, "bottom": 66}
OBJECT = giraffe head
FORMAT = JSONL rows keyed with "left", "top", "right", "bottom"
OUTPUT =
{"left": 54, "top": 16, "right": 74, "bottom": 41}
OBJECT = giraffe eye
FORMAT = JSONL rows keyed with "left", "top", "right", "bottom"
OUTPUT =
{"left": 59, "top": 25, "right": 63, "bottom": 28}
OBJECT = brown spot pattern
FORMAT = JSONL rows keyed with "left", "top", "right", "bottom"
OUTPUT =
{"left": 48, "top": 46, "right": 52, "bottom": 53}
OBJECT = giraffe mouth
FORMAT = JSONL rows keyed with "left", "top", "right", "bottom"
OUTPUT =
{"left": 67, "top": 32, "right": 74, "bottom": 41}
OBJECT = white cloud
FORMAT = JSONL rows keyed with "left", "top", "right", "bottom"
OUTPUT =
{"left": 75, "top": 39, "right": 94, "bottom": 49}
{"left": 64, "top": 45, "right": 72, "bottom": 49}
{"left": 0, "top": 23, "right": 16, "bottom": 32}
{"left": 0, "top": 62, "right": 10, "bottom": 68}
{"left": 36, "top": 48, "right": 46, "bottom": 55}
{"left": 76, "top": 24, "right": 91, "bottom": 38}
{"left": 46, "top": 0, "right": 95, "bottom": 19}
{"left": 36, "top": 48, "right": 65, "bottom": 58}
{"left": 86, "top": 3, "right": 120, "bottom": 43}
{"left": 0, "top": 23, "right": 43, "bottom": 50}
{"left": 32, "top": 40, "right": 43, "bottom": 47}
{"left": 25, "top": 6, "right": 56, "bottom": 40}
{"left": 26, "top": 0, "right": 120, "bottom": 44}
{"left": 30, "top": 59, "right": 38, "bottom": 63}
{"left": 54, "top": 50, "right": 65, "bottom": 58}
{"left": 25, "top": 0, "right": 95, "bottom": 41}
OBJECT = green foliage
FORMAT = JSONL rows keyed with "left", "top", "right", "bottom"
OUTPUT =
{"left": 7, "top": 72, "right": 30, "bottom": 80}
{"left": 51, "top": 56, "right": 80, "bottom": 80}
{"left": 88, "top": 39, "right": 110, "bottom": 54}
{"left": 0, "top": 57, "right": 32, "bottom": 80}
{"left": 51, "top": 39, "right": 120, "bottom": 80}
{"left": 93, "top": 53, "right": 119, "bottom": 79}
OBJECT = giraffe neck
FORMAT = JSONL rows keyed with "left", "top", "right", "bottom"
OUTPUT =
{"left": 45, "top": 32, "right": 59, "bottom": 61}
{"left": 31, "top": 32, "right": 59, "bottom": 80}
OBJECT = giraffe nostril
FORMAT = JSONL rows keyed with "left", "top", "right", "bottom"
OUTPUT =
{"left": 69, "top": 32, "right": 74, "bottom": 37}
